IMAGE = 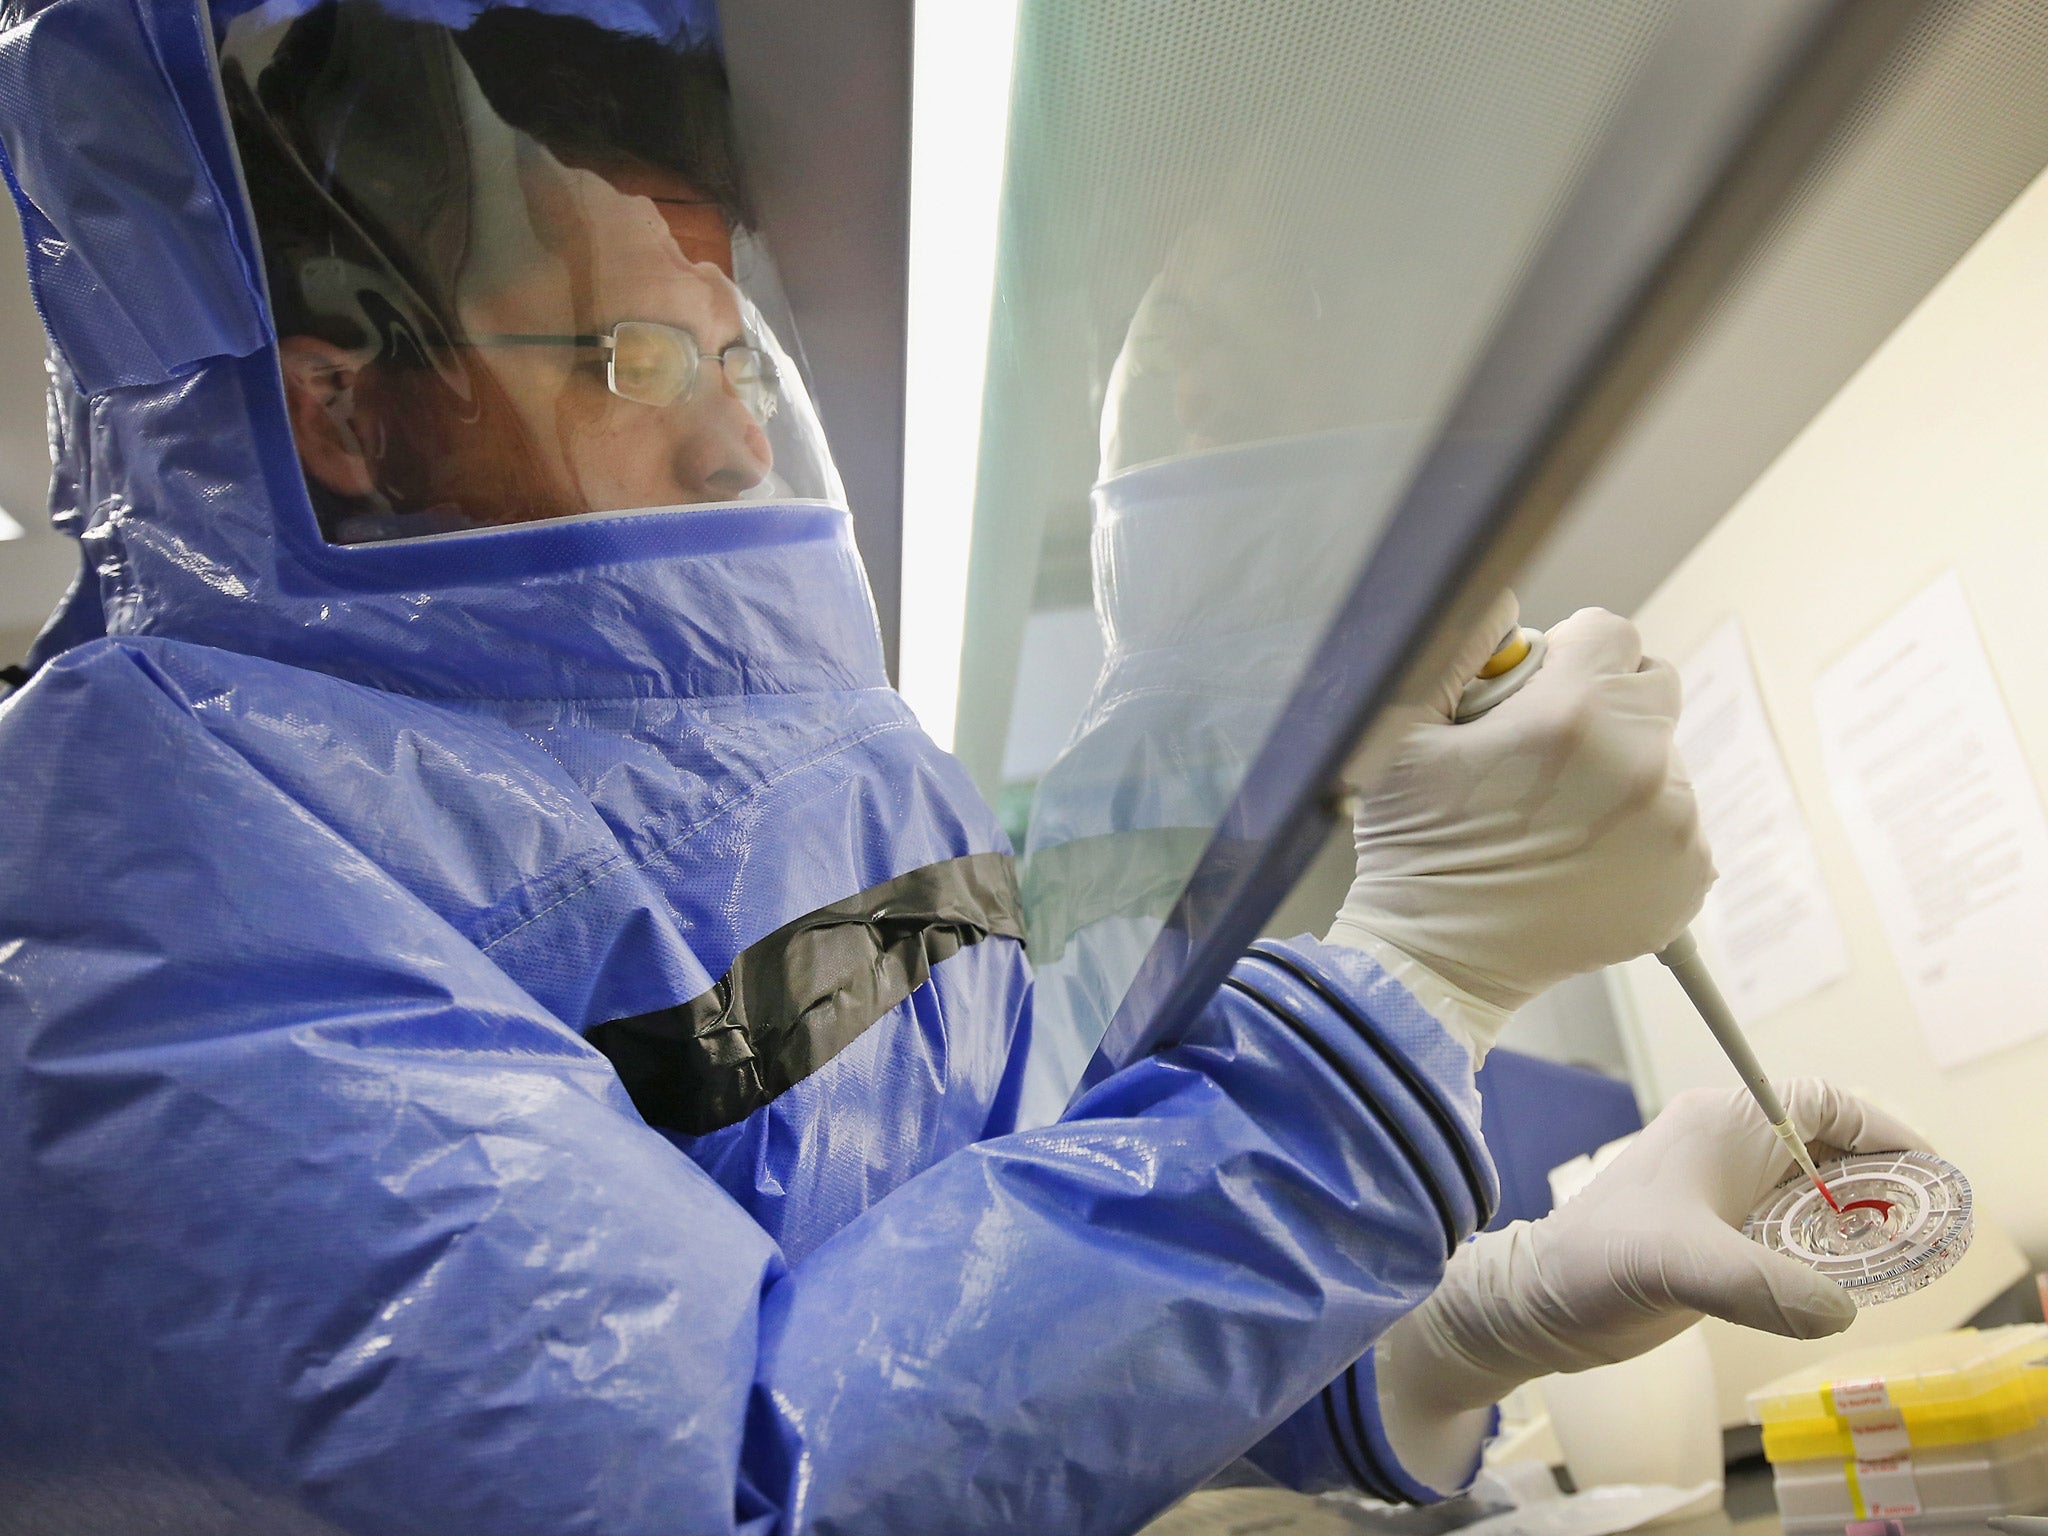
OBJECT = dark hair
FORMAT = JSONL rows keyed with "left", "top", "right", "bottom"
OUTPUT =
{"left": 457, "top": 8, "right": 752, "bottom": 229}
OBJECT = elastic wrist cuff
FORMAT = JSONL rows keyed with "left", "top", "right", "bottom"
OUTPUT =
{"left": 1355, "top": 1345, "right": 1500, "bottom": 1502}
{"left": 1320, "top": 924, "right": 1514, "bottom": 1067}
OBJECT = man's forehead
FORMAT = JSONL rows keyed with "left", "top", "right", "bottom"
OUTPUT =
{"left": 540, "top": 177, "right": 743, "bottom": 336}
{"left": 593, "top": 235, "right": 744, "bottom": 337}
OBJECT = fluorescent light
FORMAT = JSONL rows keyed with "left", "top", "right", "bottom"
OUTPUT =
{"left": 0, "top": 505, "right": 22, "bottom": 541}
{"left": 897, "top": 0, "right": 1019, "bottom": 750}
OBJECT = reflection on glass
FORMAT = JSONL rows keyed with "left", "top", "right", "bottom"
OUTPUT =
{"left": 1016, "top": 431, "right": 1420, "bottom": 1117}
{"left": 220, "top": 1, "right": 844, "bottom": 544}
{"left": 986, "top": 2, "right": 1684, "bottom": 1123}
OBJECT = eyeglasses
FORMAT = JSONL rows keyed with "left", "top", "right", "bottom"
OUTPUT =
{"left": 461, "top": 321, "right": 779, "bottom": 420}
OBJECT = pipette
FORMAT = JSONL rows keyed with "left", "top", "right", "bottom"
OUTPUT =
{"left": 1653, "top": 928, "right": 1841, "bottom": 1212}
{"left": 1454, "top": 622, "right": 1844, "bottom": 1214}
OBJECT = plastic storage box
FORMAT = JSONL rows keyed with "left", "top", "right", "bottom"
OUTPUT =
{"left": 1749, "top": 1326, "right": 2048, "bottom": 1535}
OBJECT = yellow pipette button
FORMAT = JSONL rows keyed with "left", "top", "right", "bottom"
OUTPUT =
{"left": 1477, "top": 631, "right": 1532, "bottom": 679}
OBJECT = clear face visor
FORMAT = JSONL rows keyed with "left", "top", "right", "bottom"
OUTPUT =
{"left": 218, "top": 0, "right": 845, "bottom": 545}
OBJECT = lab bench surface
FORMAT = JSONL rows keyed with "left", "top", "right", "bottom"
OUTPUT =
{"left": 1667, "top": 1458, "right": 1783, "bottom": 1536}
{"left": 1137, "top": 1458, "right": 1786, "bottom": 1536}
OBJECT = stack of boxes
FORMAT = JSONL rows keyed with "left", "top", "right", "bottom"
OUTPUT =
{"left": 1750, "top": 1326, "right": 2048, "bottom": 1534}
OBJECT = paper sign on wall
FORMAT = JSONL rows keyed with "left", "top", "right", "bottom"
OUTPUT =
{"left": 1812, "top": 572, "right": 2048, "bottom": 1068}
{"left": 1677, "top": 617, "right": 1848, "bottom": 1022}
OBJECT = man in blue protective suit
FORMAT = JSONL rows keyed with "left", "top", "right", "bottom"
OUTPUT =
{"left": 0, "top": 1, "right": 1927, "bottom": 1531}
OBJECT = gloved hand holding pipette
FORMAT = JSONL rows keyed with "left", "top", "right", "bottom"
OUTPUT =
{"left": 1333, "top": 595, "right": 1878, "bottom": 1199}
{"left": 1327, "top": 593, "right": 1715, "bottom": 1062}
{"left": 1373, "top": 1080, "right": 1932, "bottom": 1493}
{"left": 1323, "top": 595, "right": 1952, "bottom": 1501}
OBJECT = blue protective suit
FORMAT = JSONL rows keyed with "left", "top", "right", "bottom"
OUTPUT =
{"left": 0, "top": 0, "right": 1497, "bottom": 1528}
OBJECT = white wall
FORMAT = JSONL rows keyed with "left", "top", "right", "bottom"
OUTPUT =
{"left": 1621, "top": 162, "right": 2048, "bottom": 1266}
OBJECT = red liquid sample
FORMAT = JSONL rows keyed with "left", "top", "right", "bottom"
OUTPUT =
{"left": 1808, "top": 1181, "right": 1895, "bottom": 1221}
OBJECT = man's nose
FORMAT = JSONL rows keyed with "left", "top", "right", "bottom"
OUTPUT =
{"left": 676, "top": 386, "right": 772, "bottom": 500}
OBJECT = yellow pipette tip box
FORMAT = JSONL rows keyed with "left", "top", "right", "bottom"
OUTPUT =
{"left": 1750, "top": 1325, "right": 2048, "bottom": 1462}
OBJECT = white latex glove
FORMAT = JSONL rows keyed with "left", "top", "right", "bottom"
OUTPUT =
{"left": 1375, "top": 1080, "right": 1932, "bottom": 1493}
{"left": 1328, "top": 596, "right": 1713, "bottom": 1061}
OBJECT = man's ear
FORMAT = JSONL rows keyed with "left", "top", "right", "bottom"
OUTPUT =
{"left": 278, "top": 336, "right": 378, "bottom": 498}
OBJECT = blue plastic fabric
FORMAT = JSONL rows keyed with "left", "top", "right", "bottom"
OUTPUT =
{"left": 1474, "top": 1048, "right": 1643, "bottom": 1231}
{"left": 0, "top": 0, "right": 1496, "bottom": 1525}
{"left": 0, "top": 0, "right": 266, "bottom": 395}
{"left": 206, "top": 0, "right": 722, "bottom": 45}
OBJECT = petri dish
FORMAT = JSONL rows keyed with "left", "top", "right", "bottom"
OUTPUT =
{"left": 1744, "top": 1150, "right": 1973, "bottom": 1307}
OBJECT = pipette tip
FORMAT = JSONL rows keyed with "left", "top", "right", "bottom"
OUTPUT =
{"left": 1772, "top": 1118, "right": 1841, "bottom": 1211}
